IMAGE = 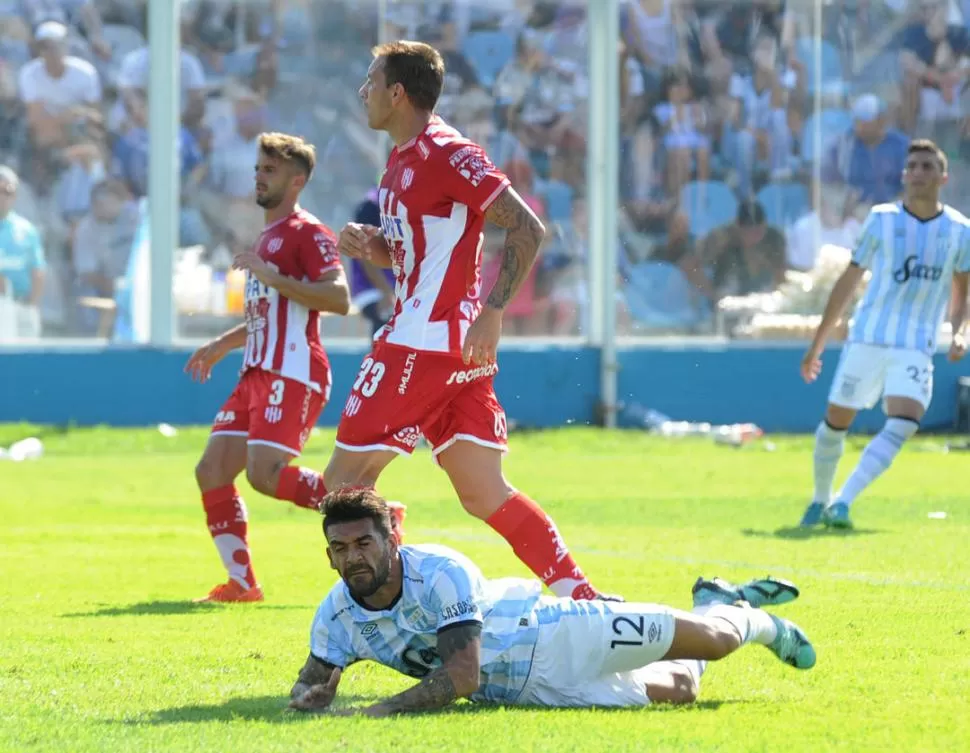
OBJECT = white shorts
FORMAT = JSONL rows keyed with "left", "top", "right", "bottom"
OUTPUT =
{"left": 514, "top": 597, "right": 676, "bottom": 708}
{"left": 828, "top": 342, "right": 933, "bottom": 412}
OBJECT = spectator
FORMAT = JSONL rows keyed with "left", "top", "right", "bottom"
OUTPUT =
{"left": 0, "top": 165, "right": 45, "bottom": 314}
{"left": 785, "top": 186, "right": 862, "bottom": 272}
{"left": 17, "top": 20, "right": 101, "bottom": 153}
{"left": 197, "top": 82, "right": 265, "bottom": 249}
{"left": 698, "top": 200, "right": 786, "bottom": 301}
{"left": 821, "top": 94, "right": 909, "bottom": 213}
{"left": 899, "top": 0, "right": 970, "bottom": 133}
{"left": 722, "top": 32, "right": 800, "bottom": 197}
{"left": 71, "top": 177, "right": 137, "bottom": 333}
{"left": 19, "top": 0, "right": 111, "bottom": 59}
{"left": 111, "top": 42, "right": 207, "bottom": 131}
{"left": 653, "top": 67, "right": 711, "bottom": 195}
{"left": 109, "top": 87, "right": 207, "bottom": 246}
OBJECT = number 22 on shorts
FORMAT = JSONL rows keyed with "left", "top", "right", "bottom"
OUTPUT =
{"left": 353, "top": 357, "right": 386, "bottom": 399}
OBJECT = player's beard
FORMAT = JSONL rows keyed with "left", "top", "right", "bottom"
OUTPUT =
{"left": 255, "top": 189, "right": 283, "bottom": 209}
{"left": 343, "top": 549, "right": 392, "bottom": 600}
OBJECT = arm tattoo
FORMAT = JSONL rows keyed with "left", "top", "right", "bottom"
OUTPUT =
{"left": 484, "top": 188, "right": 545, "bottom": 309}
{"left": 291, "top": 654, "right": 336, "bottom": 698}
{"left": 377, "top": 623, "right": 482, "bottom": 715}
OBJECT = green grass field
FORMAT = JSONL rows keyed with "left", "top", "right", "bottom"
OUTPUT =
{"left": 2, "top": 425, "right": 968, "bottom": 752}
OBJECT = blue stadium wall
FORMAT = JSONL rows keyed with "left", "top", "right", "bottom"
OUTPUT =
{"left": 0, "top": 344, "right": 967, "bottom": 433}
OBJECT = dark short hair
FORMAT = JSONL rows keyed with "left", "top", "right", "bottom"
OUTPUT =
{"left": 258, "top": 131, "right": 316, "bottom": 178}
{"left": 737, "top": 200, "right": 766, "bottom": 227}
{"left": 321, "top": 487, "right": 392, "bottom": 540}
{"left": 908, "top": 138, "right": 948, "bottom": 173}
{"left": 371, "top": 40, "right": 445, "bottom": 112}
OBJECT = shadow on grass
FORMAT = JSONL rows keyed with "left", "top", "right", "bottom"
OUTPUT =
{"left": 62, "top": 601, "right": 307, "bottom": 618}
{"left": 741, "top": 526, "right": 883, "bottom": 541}
{"left": 130, "top": 695, "right": 747, "bottom": 725}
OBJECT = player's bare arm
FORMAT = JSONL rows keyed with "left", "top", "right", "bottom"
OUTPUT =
{"left": 948, "top": 272, "right": 969, "bottom": 361}
{"left": 233, "top": 252, "right": 351, "bottom": 315}
{"left": 483, "top": 187, "right": 545, "bottom": 310}
{"left": 801, "top": 263, "right": 867, "bottom": 383}
{"left": 288, "top": 654, "right": 342, "bottom": 711}
{"left": 462, "top": 187, "right": 545, "bottom": 365}
{"left": 338, "top": 223, "right": 394, "bottom": 269}
{"left": 362, "top": 622, "right": 482, "bottom": 718}
{"left": 184, "top": 323, "right": 248, "bottom": 383}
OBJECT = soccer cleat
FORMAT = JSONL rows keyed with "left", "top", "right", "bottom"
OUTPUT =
{"left": 822, "top": 502, "right": 853, "bottom": 529}
{"left": 387, "top": 501, "right": 407, "bottom": 544}
{"left": 799, "top": 502, "right": 825, "bottom": 527}
{"left": 691, "top": 576, "right": 799, "bottom": 609}
{"left": 194, "top": 580, "right": 265, "bottom": 603}
{"left": 766, "top": 615, "right": 816, "bottom": 669}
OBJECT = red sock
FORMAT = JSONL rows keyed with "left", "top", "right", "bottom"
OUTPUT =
{"left": 202, "top": 485, "right": 256, "bottom": 588}
{"left": 486, "top": 492, "right": 598, "bottom": 600}
{"left": 276, "top": 467, "right": 328, "bottom": 510}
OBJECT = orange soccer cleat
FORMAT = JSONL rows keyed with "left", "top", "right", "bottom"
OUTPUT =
{"left": 387, "top": 501, "right": 407, "bottom": 544}
{"left": 194, "top": 580, "right": 265, "bottom": 603}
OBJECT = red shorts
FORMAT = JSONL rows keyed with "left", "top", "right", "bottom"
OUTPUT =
{"left": 335, "top": 342, "right": 508, "bottom": 460}
{"left": 211, "top": 368, "right": 327, "bottom": 455}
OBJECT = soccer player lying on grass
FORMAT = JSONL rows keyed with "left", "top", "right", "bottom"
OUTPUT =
{"left": 288, "top": 489, "right": 815, "bottom": 717}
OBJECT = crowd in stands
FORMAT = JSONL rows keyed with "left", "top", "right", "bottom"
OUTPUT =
{"left": 0, "top": 0, "right": 968, "bottom": 341}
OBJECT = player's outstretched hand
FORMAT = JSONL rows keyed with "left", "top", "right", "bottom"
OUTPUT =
{"left": 463, "top": 307, "right": 503, "bottom": 366}
{"left": 948, "top": 332, "right": 967, "bottom": 362}
{"left": 800, "top": 347, "right": 823, "bottom": 383}
{"left": 184, "top": 340, "right": 228, "bottom": 383}
{"left": 338, "top": 222, "right": 380, "bottom": 260}
{"left": 288, "top": 671, "right": 340, "bottom": 712}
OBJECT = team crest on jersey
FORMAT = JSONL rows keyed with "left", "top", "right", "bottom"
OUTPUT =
{"left": 266, "top": 237, "right": 283, "bottom": 254}
{"left": 400, "top": 167, "right": 415, "bottom": 191}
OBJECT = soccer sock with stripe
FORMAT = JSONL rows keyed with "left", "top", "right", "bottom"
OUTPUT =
{"left": 276, "top": 466, "right": 328, "bottom": 510}
{"left": 485, "top": 491, "right": 599, "bottom": 600}
{"left": 835, "top": 417, "right": 919, "bottom": 507}
{"left": 813, "top": 420, "right": 847, "bottom": 504}
{"left": 201, "top": 484, "right": 256, "bottom": 589}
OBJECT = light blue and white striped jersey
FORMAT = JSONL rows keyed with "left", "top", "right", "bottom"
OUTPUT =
{"left": 309, "top": 544, "right": 542, "bottom": 703}
{"left": 848, "top": 201, "right": 970, "bottom": 354}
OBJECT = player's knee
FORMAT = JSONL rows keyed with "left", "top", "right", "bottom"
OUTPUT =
{"left": 709, "top": 622, "right": 742, "bottom": 659}
{"left": 456, "top": 480, "right": 514, "bottom": 520}
{"left": 245, "top": 458, "right": 285, "bottom": 497}
{"left": 195, "top": 455, "right": 232, "bottom": 491}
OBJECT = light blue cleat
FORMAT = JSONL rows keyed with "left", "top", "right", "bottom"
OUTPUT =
{"left": 767, "top": 614, "right": 817, "bottom": 669}
{"left": 799, "top": 502, "right": 825, "bottom": 527}
{"left": 822, "top": 501, "right": 853, "bottom": 529}
{"left": 691, "top": 576, "right": 799, "bottom": 609}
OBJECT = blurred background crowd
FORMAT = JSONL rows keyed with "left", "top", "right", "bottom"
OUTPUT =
{"left": 1, "top": 0, "right": 968, "bottom": 342}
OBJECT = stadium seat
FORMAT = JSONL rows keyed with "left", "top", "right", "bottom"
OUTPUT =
{"left": 800, "top": 108, "right": 852, "bottom": 164}
{"left": 679, "top": 181, "right": 738, "bottom": 238}
{"left": 537, "top": 180, "right": 573, "bottom": 223}
{"left": 464, "top": 30, "right": 515, "bottom": 89}
{"left": 795, "top": 36, "right": 845, "bottom": 97}
{"left": 756, "top": 183, "right": 810, "bottom": 228}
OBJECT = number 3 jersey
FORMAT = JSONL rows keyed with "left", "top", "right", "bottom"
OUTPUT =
{"left": 308, "top": 544, "right": 543, "bottom": 703}
{"left": 242, "top": 208, "right": 343, "bottom": 392}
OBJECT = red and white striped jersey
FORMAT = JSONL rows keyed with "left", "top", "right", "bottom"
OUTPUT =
{"left": 241, "top": 208, "right": 342, "bottom": 392}
{"left": 376, "top": 116, "right": 510, "bottom": 354}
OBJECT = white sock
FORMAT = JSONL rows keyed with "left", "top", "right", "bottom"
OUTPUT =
{"left": 813, "top": 421, "right": 846, "bottom": 504}
{"left": 698, "top": 603, "right": 778, "bottom": 646}
{"left": 835, "top": 417, "right": 918, "bottom": 507}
